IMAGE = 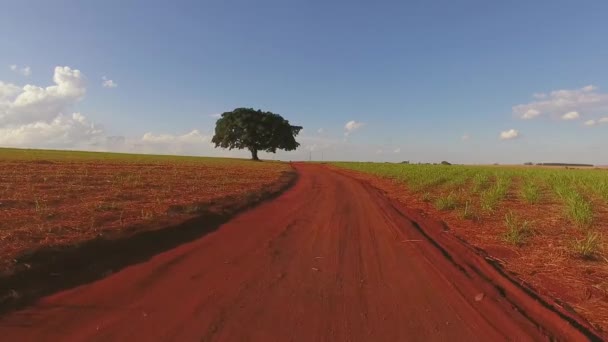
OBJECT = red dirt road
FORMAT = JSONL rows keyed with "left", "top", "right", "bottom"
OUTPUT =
{"left": 0, "top": 164, "right": 601, "bottom": 341}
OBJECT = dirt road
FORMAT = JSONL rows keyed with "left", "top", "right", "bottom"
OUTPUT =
{"left": 0, "top": 164, "right": 601, "bottom": 341}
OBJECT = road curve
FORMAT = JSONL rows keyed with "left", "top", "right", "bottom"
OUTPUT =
{"left": 0, "top": 163, "right": 600, "bottom": 341}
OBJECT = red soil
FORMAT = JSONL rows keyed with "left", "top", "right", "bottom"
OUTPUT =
{"left": 330, "top": 164, "right": 608, "bottom": 333}
{"left": 0, "top": 164, "right": 601, "bottom": 341}
{"left": 0, "top": 159, "right": 291, "bottom": 275}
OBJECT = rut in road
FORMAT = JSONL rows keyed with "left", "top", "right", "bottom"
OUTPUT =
{"left": 0, "top": 163, "right": 601, "bottom": 341}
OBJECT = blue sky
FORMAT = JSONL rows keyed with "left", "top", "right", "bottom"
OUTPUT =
{"left": 1, "top": 0, "right": 608, "bottom": 164}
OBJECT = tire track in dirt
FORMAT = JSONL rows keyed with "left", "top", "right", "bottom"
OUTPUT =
{"left": 0, "top": 163, "right": 602, "bottom": 341}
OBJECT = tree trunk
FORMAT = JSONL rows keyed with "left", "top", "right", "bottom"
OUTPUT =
{"left": 250, "top": 148, "right": 259, "bottom": 161}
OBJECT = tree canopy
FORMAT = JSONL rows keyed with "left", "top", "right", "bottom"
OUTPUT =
{"left": 211, "top": 108, "right": 303, "bottom": 160}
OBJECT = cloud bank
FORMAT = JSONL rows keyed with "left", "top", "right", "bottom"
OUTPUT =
{"left": 0, "top": 66, "right": 101, "bottom": 148}
{"left": 0, "top": 66, "right": 215, "bottom": 155}
{"left": 513, "top": 85, "right": 608, "bottom": 121}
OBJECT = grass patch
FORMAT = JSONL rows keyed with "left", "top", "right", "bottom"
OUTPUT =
{"left": 435, "top": 193, "right": 458, "bottom": 211}
{"left": 480, "top": 177, "right": 510, "bottom": 212}
{"left": 572, "top": 231, "right": 602, "bottom": 259}
{"left": 520, "top": 181, "right": 540, "bottom": 204}
{"left": 472, "top": 173, "right": 490, "bottom": 193}
{"left": 565, "top": 194, "right": 593, "bottom": 228}
{"left": 597, "top": 181, "right": 608, "bottom": 203}
{"left": 503, "top": 212, "right": 533, "bottom": 246}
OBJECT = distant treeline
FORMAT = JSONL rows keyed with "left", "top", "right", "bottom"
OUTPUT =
{"left": 528, "top": 162, "right": 594, "bottom": 167}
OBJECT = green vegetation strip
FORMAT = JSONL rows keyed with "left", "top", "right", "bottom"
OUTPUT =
{"left": 333, "top": 162, "right": 607, "bottom": 259}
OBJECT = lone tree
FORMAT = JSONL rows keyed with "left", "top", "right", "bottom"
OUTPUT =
{"left": 212, "top": 108, "right": 303, "bottom": 161}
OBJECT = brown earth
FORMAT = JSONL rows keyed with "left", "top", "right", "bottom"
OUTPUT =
{"left": 0, "top": 158, "right": 291, "bottom": 275}
{"left": 0, "top": 164, "right": 602, "bottom": 341}
{"left": 329, "top": 164, "right": 608, "bottom": 333}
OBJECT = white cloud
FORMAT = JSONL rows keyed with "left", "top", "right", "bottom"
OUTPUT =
{"left": 209, "top": 113, "right": 222, "bottom": 118}
{"left": 0, "top": 66, "right": 96, "bottom": 149}
{"left": 513, "top": 85, "right": 608, "bottom": 120}
{"left": 461, "top": 134, "right": 471, "bottom": 141}
{"left": 2, "top": 67, "right": 215, "bottom": 156}
{"left": 9, "top": 64, "right": 31, "bottom": 77}
{"left": 317, "top": 128, "right": 324, "bottom": 134}
{"left": 0, "top": 66, "right": 231, "bottom": 157}
{"left": 500, "top": 129, "right": 520, "bottom": 140}
{"left": 582, "top": 85, "right": 596, "bottom": 92}
{"left": 521, "top": 109, "right": 540, "bottom": 120}
{"left": 0, "top": 81, "right": 22, "bottom": 105}
{"left": 584, "top": 120, "right": 597, "bottom": 126}
{"left": 583, "top": 117, "right": 608, "bottom": 127}
{"left": 561, "top": 111, "right": 580, "bottom": 120}
{"left": 101, "top": 76, "right": 117, "bottom": 88}
{"left": 0, "top": 113, "right": 103, "bottom": 147}
{"left": 345, "top": 120, "right": 364, "bottom": 131}
{"left": 393, "top": 147, "right": 401, "bottom": 153}
{"left": 344, "top": 120, "right": 364, "bottom": 136}
{"left": 1, "top": 66, "right": 86, "bottom": 126}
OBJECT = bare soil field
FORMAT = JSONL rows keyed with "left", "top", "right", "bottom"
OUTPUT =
{"left": 0, "top": 148, "right": 294, "bottom": 308}
{"left": 331, "top": 162, "right": 608, "bottom": 333}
